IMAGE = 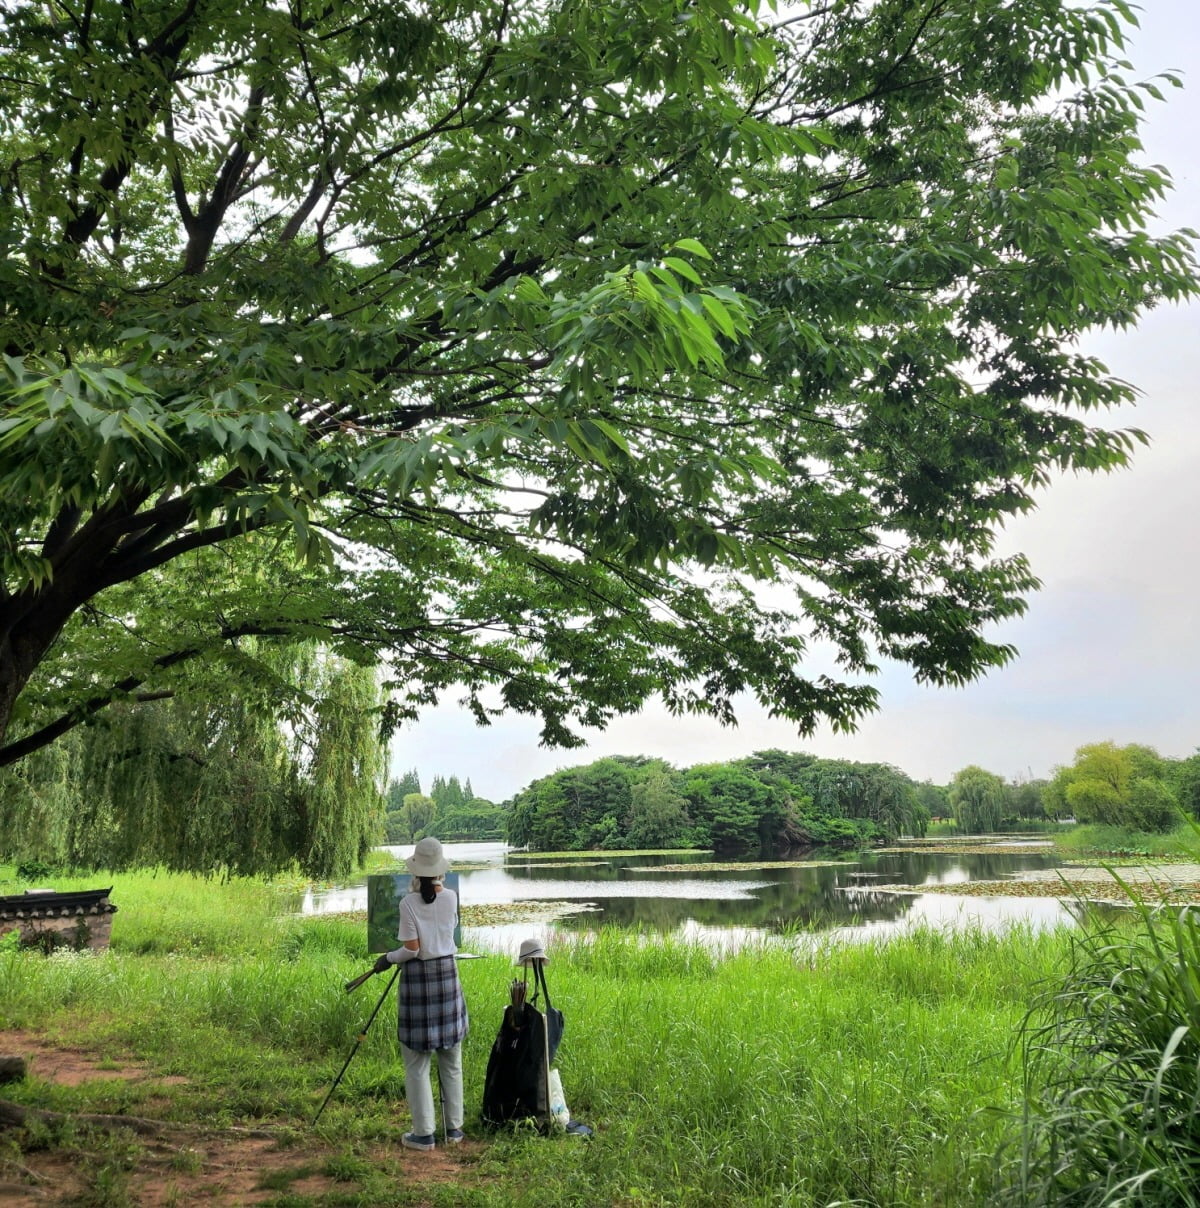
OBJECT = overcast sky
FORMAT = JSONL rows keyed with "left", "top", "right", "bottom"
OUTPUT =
{"left": 392, "top": 1, "right": 1200, "bottom": 802}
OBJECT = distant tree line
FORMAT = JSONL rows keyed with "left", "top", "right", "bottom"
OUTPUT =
{"left": 493, "top": 741, "right": 1200, "bottom": 853}
{"left": 913, "top": 742, "right": 1200, "bottom": 837}
{"left": 382, "top": 770, "right": 507, "bottom": 844}
{"left": 8, "top": 693, "right": 1197, "bottom": 872}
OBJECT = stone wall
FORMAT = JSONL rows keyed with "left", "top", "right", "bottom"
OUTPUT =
{"left": 0, "top": 890, "right": 117, "bottom": 952}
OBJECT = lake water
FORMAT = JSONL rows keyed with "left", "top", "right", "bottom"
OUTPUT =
{"left": 298, "top": 840, "right": 1099, "bottom": 958}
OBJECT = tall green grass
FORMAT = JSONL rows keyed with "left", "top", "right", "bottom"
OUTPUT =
{"left": 997, "top": 894, "right": 1200, "bottom": 1207}
{"left": 17, "top": 861, "right": 1198, "bottom": 1205}
{"left": 1, "top": 863, "right": 294, "bottom": 955}
{"left": 536, "top": 926, "right": 1066, "bottom": 1207}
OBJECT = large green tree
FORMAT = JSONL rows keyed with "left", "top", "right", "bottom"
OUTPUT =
{"left": 1, "top": 0, "right": 1195, "bottom": 783}
{"left": 508, "top": 757, "right": 635, "bottom": 849}
{"left": 746, "top": 750, "right": 926, "bottom": 839}
{"left": 1044, "top": 741, "right": 1180, "bottom": 832}
{"left": 387, "top": 769, "right": 422, "bottom": 803}
{"left": 1172, "top": 752, "right": 1200, "bottom": 820}
{"left": 683, "top": 762, "right": 801, "bottom": 851}
{"left": 625, "top": 763, "right": 692, "bottom": 849}
{"left": 384, "top": 791, "right": 435, "bottom": 844}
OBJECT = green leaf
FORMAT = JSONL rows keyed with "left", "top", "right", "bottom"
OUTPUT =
{"left": 670, "top": 238, "right": 713, "bottom": 261}
{"left": 663, "top": 256, "right": 703, "bottom": 285}
{"left": 700, "top": 293, "right": 737, "bottom": 338}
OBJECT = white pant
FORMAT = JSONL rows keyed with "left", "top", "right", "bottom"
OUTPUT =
{"left": 400, "top": 1042, "right": 463, "bottom": 1137}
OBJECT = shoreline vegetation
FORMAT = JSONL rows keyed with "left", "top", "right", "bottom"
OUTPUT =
{"left": 3, "top": 829, "right": 1200, "bottom": 1204}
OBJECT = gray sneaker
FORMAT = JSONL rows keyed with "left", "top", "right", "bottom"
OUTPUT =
{"left": 446, "top": 1128, "right": 465, "bottom": 1144}
{"left": 402, "top": 1132, "right": 435, "bottom": 1151}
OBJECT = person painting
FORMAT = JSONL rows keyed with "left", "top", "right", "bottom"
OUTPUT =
{"left": 372, "top": 836, "right": 468, "bottom": 1150}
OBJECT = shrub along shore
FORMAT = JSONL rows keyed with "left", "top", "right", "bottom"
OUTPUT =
{"left": 1, "top": 863, "right": 1197, "bottom": 1206}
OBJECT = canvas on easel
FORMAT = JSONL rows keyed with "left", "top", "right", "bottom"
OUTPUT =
{"left": 366, "top": 871, "right": 462, "bottom": 952}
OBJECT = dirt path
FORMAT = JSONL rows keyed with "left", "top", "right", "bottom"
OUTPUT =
{"left": 0, "top": 1030, "right": 473, "bottom": 1206}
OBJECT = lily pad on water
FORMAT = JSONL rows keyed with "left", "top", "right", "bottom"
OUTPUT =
{"left": 511, "top": 849, "right": 711, "bottom": 860}
{"left": 860, "top": 864, "right": 1200, "bottom": 906}
{"left": 307, "top": 901, "right": 600, "bottom": 928}
{"left": 642, "top": 860, "right": 856, "bottom": 873}
{"left": 873, "top": 844, "right": 1054, "bottom": 856}
{"left": 460, "top": 900, "right": 600, "bottom": 926}
{"left": 497, "top": 861, "right": 614, "bottom": 869}
{"left": 370, "top": 862, "right": 493, "bottom": 873}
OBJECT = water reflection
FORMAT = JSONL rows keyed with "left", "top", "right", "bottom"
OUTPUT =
{"left": 293, "top": 839, "right": 1106, "bottom": 955}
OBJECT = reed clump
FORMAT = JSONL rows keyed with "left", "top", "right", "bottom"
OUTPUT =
{"left": 997, "top": 891, "right": 1200, "bottom": 1207}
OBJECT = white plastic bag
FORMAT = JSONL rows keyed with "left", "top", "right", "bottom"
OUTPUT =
{"left": 548, "top": 1067, "right": 569, "bottom": 1129}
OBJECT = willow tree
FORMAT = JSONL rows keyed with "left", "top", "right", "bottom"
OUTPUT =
{"left": 948, "top": 764, "right": 1007, "bottom": 834}
{"left": 1, "top": 1, "right": 1195, "bottom": 795}
{"left": 0, "top": 640, "right": 386, "bottom": 877}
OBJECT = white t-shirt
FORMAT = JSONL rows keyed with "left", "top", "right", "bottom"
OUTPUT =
{"left": 397, "top": 887, "right": 458, "bottom": 959}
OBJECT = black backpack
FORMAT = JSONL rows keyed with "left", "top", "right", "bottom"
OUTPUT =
{"left": 481, "top": 962, "right": 563, "bottom": 1127}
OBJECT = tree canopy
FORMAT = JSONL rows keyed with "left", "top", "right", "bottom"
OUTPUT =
{"left": 382, "top": 770, "right": 506, "bottom": 841}
{"left": 2, "top": 0, "right": 1195, "bottom": 787}
{"left": 1044, "top": 741, "right": 1181, "bottom": 832}
{"left": 745, "top": 749, "right": 927, "bottom": 839}
{"left": 948, "top": 764, "right": 1007, "bottom": 834}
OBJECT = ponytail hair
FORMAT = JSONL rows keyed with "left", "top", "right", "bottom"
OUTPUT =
{"left": 414, "top": 875, "right": 442, "bottom": 904}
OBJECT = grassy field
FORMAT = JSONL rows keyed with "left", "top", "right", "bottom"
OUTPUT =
{"left": 7, "top": 842, "right": 1200, "bottom": 1206}
{"left": 0, "top": 864, "right": 1080, "bottom": 1206}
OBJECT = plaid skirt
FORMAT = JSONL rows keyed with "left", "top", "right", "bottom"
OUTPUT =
{"left": 398, "top": 955, "right": 468, "bottom": 1052}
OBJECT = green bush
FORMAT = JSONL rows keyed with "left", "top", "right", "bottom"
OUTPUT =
{"left": 15, "top": 859, "right": 56, "bottom": 881}
{"left": 1127, "top": 779, "right": 1182, "bottom": 833}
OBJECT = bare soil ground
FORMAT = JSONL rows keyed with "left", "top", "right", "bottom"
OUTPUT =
{"left": 0, "top": 1029, "right": 475, "bottom": 1206}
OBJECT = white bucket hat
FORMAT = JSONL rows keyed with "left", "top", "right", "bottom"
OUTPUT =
{"left": 516, "top": 937, "right": 549, "bottom": 966}
{"left": 406, "top": 836, "right": 450, "bottom": 878}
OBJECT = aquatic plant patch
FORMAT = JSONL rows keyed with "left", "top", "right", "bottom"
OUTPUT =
{"left": 509, "top": 849, "right": 711, "bottom": 860}
{"left": 461, "top": 901, "right": 601, "bottom": 927}
{"left": 639, "top": 859, "right": 856, "bottom": 872}
{"left": 865, "top": 865, "right": 1200, "bottom": 906}
{"left": 873, "top": 844, "right": 1055, "bottom": 856}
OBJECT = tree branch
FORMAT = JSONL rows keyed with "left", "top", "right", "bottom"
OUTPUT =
{"left": 0, "top": 621, "right": 294, "bottom": 768}
{"left": 183, "top": 84, "right": 267, "bottom": 273}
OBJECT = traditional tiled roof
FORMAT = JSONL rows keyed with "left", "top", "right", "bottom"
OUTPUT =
{"left": 0, "top": 888, "right": 117, "bottom": 921}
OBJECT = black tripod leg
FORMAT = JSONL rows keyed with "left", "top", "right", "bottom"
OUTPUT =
{"left": 313, "top": 966, "right": 399, "bottom": 1125}
{"left": 440, "top": 1061, "right": 448, "bottom": 1142}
